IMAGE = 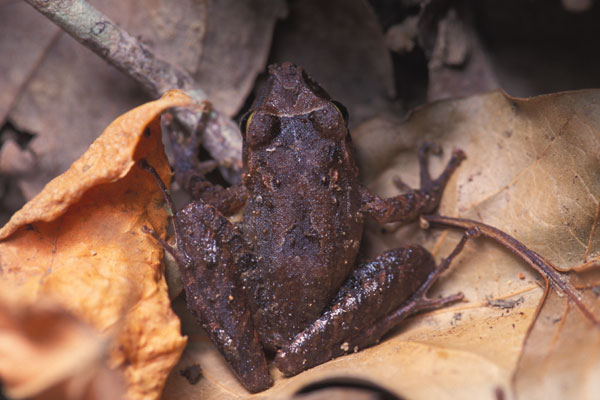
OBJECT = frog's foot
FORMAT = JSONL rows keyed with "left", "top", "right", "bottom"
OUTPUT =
{"left": 165, "top": 100, "right": 212, "bottom": 177}
{"left": 163, "top": 100, "right": 235, "bottom": 202}
{"left": 396, "top": 226, "right": 479, "bottom": 312}
{"left": 417, "top": 142, "right": 466, "bottom": 214}
{"left": 156, "top": 109, "right": 250, "bottom": 215}
{"left": 139, "top": 159, "right": 189, "bottom": 265}
{"left": 361, "top": 144, "right": 465, "bottom": 225}
{"left": 275, "top": 227, "right": 479, "bottom": 377}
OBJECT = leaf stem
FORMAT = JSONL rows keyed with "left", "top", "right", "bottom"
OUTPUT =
{"left": 423, "top": 214, "right": 600, "bottom": 326}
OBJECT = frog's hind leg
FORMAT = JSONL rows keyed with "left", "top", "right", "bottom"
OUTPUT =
{"left": 275, "top": 228, "right": 479, "bottom": 377}
{"left": 140, "top": 160, "right": 273, "bottom": 393}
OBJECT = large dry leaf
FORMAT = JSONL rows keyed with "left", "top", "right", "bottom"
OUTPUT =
{"left": 162, "top": 90, "right": 600, "bottom": 399}
{"left": 0, "top": 90, "right": 193, "bottom": 400}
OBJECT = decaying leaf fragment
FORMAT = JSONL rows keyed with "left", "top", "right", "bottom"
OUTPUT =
{"left": 0, "top": 288, "right": 124, "bottom": 399}
{"left": 0, "top": 90, "right": 194, "bottom": 400}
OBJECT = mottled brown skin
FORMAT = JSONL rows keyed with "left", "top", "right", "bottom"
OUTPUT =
{"left": 240, "top": 65, "right": 363, "bottom": 351}
{"left": 145, "top": 63, "right": 467, "bottom": 392}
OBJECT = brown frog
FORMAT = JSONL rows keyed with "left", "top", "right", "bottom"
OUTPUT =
{"left": 142, "top": 62, "right": 471, "bottom": 393}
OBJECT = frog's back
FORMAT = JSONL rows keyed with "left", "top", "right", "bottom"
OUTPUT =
{"left": 240, "top": 63, "right": 364, "bottom": 349}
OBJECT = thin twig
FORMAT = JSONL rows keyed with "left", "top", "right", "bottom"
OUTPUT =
{"left": 24, "top": 0, "right": 197, "bottom": 97}
{"left": 24, "top": 0, "right": 243, "bottom": 175}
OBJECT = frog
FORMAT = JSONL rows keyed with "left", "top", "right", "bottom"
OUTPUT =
{"left": 141, "top": 62, "right": 472, "bottom": 393}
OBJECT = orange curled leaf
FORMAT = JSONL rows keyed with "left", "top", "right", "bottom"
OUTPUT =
{"left": 0, "top": 90, "right": 193, "bottom": 400}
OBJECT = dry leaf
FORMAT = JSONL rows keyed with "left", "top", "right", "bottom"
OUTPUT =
{"left": 0, "top": 90, "right": 194, "bottom": 400}
{"left": 358, "top": 89, "right": 600, "bottom": 400}
{"left": 424, "top": 8, "right": 499, "bottom": 102}
{"left": 0, "top": 1, "right": 58, "bottom": 125}
{"left": 162, "top": 89, "right": 600, "bottom": 399}
{"left": 108, "top": 0, "right": 286, "bottom": 117}
{"left": 190, "top": 0, "right": 288, "bottom": 116}
{"left": 2, "top": 8, "right": 147, "bottom": 201}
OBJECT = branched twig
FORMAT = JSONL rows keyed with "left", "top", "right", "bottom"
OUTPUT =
{"left": 24, "top": 0, "right": 243, "bottom": 176}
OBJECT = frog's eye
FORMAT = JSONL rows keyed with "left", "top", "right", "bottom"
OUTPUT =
{"left": 332, "top": 100, "right": 349, "bottom": 126}
{"left": 240, "top": 111, "right": 254, "bottom": 137}
{"left": 242, "top": 112, "right": 280, "bottom": 146}
{"left": 309, "top": 103, "right": 347, "bottom": 140}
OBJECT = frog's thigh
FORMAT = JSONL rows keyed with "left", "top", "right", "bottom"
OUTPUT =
{"left": 176, "top": 201, "right": 273, "bottom": 392}
{"left": 275, "top": 245, "right": 437, "bottom": 375}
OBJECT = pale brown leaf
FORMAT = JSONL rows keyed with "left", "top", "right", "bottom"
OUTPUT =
{"left": 0, "top": 1, "right": 58, "bottom": 125}
{"left": 356, "top": 89, "right": 600, "bottom": 400}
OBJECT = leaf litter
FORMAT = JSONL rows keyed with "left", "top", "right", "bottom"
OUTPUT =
{"left": 2, "top": 80, "right": 598, "bottom": 400}
{"left": 2, "top": 2, "right": 600, "bottom": 398}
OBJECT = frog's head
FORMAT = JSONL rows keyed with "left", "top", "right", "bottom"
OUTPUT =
{"left": 240, "top": 62, "right": 349, "bottom": 149}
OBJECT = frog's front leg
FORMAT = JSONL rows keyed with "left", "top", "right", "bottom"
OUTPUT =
{"left": 140, "top": 161, "right": 272, "bottom": 393}
{"left": 275, "top": 228, "right": 478, "bottom": 376}
{"left": 361, "top": 143, "right": 465, "bottom": 224}
{"left": 163, "top": 100, "right": 249, "bottom": 215}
